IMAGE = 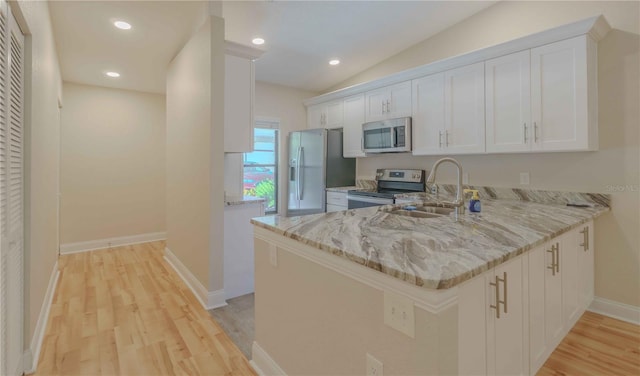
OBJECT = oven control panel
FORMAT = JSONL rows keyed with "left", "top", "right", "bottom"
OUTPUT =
{"left": 375, "top": 169, "right": 425, "bottom": 183}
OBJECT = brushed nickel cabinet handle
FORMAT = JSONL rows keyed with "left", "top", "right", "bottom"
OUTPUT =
{"left": 387, "top": 99, "right": 391, "bottom": 113}
{"left": 439, "top": 131, "right": 443, "bottom": 148}
{"left": 502, "top": 272, "right": 508, "bottom": 314}
{"left": 524, "top": 123, "right": 528, "bottom": 143}
{"left": 534, "top": 122, "right": 539, "bottom": 142}
{"left": 547, "top": 248, "right": 556, "bottom": 276}
{"left": 445, "top": 130, "right": 450, "bottom": 147}
{"left": 489, "top": 275, "right": 501, "bottom": 319}
{"left": 556, "top": 242, "right": 560, "bottom": 273}
{"left": 489, "top": 272, "right": 507, "bottom": 318}
{"left": 579, "top": 226, "right": 589, "bottom": 251}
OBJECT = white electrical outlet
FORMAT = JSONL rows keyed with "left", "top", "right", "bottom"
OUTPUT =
{"left": 463, "top": 172, "right": 469, "bottom": 185}
{"left": 269, "top": 243, "right": 278, "bottom": 267}
{"left": 366, "top": 353, "right": 383, "bottom": 376}
{"left": 383, "top": 291, "right": 415, "bottom": 338}
{"left": 520, "top": 172, "right": 530, "bottom": 185}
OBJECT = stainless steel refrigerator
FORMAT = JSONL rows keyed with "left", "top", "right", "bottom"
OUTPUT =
{"left": 288, "top": 128, "right": 355, "bottom": 216}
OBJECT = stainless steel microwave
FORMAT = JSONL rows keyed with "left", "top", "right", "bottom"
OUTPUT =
{"left": 362, "top": 117, "right": 411, "bottom": 153}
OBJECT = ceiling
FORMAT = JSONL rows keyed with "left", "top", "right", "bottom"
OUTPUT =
{"left": 50, "top": 1, "right": 496, "bottom": 94}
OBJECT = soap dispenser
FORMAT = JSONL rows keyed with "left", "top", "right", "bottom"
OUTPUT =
{"left": 463, "top": 189, "right": 481, "bottom": 213}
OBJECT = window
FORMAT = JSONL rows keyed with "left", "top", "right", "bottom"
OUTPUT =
{"left": 243, "top": 125, "right": 278, "bottom": 214}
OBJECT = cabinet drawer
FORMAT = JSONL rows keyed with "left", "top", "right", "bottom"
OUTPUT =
{"left": 326, "top": 191, "right": 348, "bottom": 206}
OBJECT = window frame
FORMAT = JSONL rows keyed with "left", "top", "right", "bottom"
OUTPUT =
{"left": 243, "top": 119, "right": 279, "bottom": 214}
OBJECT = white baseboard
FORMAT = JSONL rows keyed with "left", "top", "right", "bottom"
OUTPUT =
{"left": 23, "top": 261, "right": 60, "bottom": 374}
{"left": 59, "top": 232, "right": 167, "bottom": 254}
{"left": 250, "top": 341, "right": 287, "bottom": 376}
{"left": 163, "top": 247, "right": 227, "bottom": 310}
{"left": 588, "top": 296, "right": 640, "bottom": 325}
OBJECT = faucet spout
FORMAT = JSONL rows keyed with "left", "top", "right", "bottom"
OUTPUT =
{"left": 426, "top": 157, "right": 465, "bottom": 220}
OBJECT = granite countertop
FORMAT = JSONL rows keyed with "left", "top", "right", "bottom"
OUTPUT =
{"left": 251, "top": 189, "right": 609, "bottom": 290}
{"left": 326, "top": 186, "right": 358, "bottom": 193}
{"left": 225, "top": 196, "right": 266, "bottom": 206}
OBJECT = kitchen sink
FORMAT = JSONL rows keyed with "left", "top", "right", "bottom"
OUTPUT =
{"left": 382, "top": 204, "right": 455, "bottom": 219}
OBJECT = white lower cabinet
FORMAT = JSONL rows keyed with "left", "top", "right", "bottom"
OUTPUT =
{"left": 529, "top": 241, "right": 563, "bottom": 373}
{"left": 460, "top": 220, "right": 595, "bottom": 375}
{"left": 528, "top": 221, "right": 594, "bottom": 375}
{"left": 326, "top": 191, "right": 348, "bottom": 212}
{"left": 577, "top": 221, "right": 594, "bottom": 310}
{"left": 459, "top": 256, "right": 526, "bottom": 376}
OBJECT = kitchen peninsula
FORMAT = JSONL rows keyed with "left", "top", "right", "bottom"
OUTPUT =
{"left": 250, "top": 188, "right": 609, "bottom": 375}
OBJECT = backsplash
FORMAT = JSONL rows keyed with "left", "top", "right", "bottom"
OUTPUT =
{"left": 355, "top": 179, "right": 376, "bottom": 190}
{"left": 409, "top": 184, "right": 611, "bottom": 207}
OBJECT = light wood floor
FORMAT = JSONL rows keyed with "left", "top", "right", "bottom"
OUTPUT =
{"left": 31, "top": 241, "right": 639, "bottom": 375}
{"left": 538, "top": 311, "right": 640, "bottom": 375}
{"left": 33, "top": 241, "right": 255, "bottom": 375}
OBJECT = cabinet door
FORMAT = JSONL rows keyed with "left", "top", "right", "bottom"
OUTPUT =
{"left": 412, "top": 74, "right": 445, "bottom": 155}
{"left": 224, "top": 54, "right": 254, "bottom": 152}
{"left": 485, "top": 51, "right": 531, "bottom": 153}
{"left": 326, "top": 100, "right": 344, "bottom": 129}
{"left": 444, "top": 62, "right": 486, "bottom": 154}
{"left": 561, "top": 229, "right": 581, "bottom": 327}
{"left": 531, "top": 36, "right": 589, "bottom": 151}
{"left": 387, "top": 81, "right": 412, "bottom": 118}
{"left": 545, "top": 240, "right": 564, "bottom": 351}
{"left": 364, "top": 88, "right": 387, "bottom": 122}
{"left": 528, "top": 244, "right": 548, "bottom": 374}
{"left": 488, "top": 256, "right": 525, "bottom": 376}
{"left": 577, "top": 221, "right": 594, "bottom": 310}
{"left": 458, "top": 270, "right": 488, "bottom": 375}
{"left": 343, "top": 94, "right": 365, "bottom": 157}
{"left": 307, "top": 104, "right": 325, "bottom": 129}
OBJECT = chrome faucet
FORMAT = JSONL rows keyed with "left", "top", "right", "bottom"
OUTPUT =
{"left": 426, "top": 157, "right": 465, "bottom": 220}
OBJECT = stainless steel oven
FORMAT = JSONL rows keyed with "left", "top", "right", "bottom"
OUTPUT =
{"left": 347, "top": 168, "right": 425, "bottom": 209}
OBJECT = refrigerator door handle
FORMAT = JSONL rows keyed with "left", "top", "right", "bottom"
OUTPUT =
{"left": 296, "top": 146, "right": 302, "bottom": 201}
{"left": 299, "top": 147, "right": 305, "bottom": 200}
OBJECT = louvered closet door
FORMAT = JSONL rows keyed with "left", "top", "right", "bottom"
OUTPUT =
{"left": 0, "top": 1, "right": 24, "bottom": 374}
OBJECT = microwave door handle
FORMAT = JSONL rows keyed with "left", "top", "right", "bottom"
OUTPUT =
{"left": 391, "top": 127, "right": 397, "bottom": 147}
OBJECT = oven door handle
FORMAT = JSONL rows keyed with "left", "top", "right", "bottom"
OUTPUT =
{"left": 347, "top": 195, "right": 394, "bottom": 205}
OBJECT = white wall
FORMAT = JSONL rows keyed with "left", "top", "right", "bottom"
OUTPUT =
{"left": 60, "top": 82, "right": 166, "bottom": 245}
{"left": 331, "top": 1, "right": 640, "bottom": 308}
{"left": 11, "top": 0, "right": 63, "bottom": 350}
{"left": 224, "top": 81, "right": 317, "bottom": 215}
{"left": 166, "top": 15, "right": 225, "bottom": 294}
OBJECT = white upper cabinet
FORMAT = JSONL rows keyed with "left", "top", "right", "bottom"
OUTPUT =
{"left": 343, "top": 94, "right": 366, "bottom": 158}
{"left": 224, "top": 42, "right": 263, "bottom": 153}
{"left": 486, "top": 50, "right": 532, "bottom": 153}
{"left": 412, "top": 63, "right": 485, "bottom": 155}
{"left": 444, "top": 62, "right": 486, "bottom": 154}
{"left": 364, "top": 81, "right": 411, "bottom": 122}
{"left": 531, "top": 35, "right": 597, "bottom": 151}
{"left": 308, "top": 100, "right": 343, "bottom": 129}
{"left": 412, "top": 73, "right": 445, "bottom": 155}
{"left": 303, "top": 18, "right": 607, "bottom": 156}
{"left": 307, "top": 104, "right": 325, "bottom": 129}
{"left": 224, "top": 54, "right": 254, "bottom": 152}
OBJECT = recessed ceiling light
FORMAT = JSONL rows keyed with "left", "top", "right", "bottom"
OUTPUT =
{"left": 105, "top": 71, "right": 120, "bottom": 78}
{"left": 252, "top": 37, "right": 265, "bottom": 45}
{"left": 329, "top": 59, "right": 340, "bottom": 66}
{"left": 114, "top": 20, "right": 132, "bottom": 30}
